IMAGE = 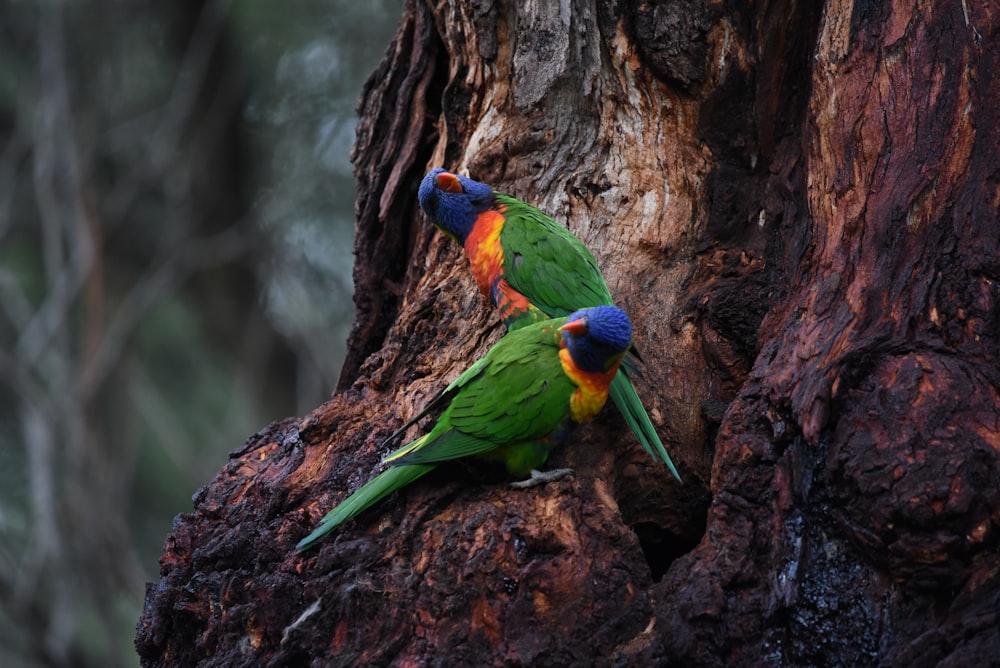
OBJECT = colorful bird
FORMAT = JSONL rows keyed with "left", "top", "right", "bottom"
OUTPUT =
{"left": 418, "top": 168, "right": 681, "bottom": 481}
{"left": 296, "top": 305, "right": 633, "bottom": 552}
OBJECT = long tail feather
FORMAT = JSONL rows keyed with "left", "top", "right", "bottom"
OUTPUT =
{"left": 609, "top": 370, "right": 682, "bottom": 482}
{"left": 382, "top": 432, "right": 431, "bottom": 464}
{"left": 296, "top": 464, "right": 434, "bottom": 552}
{"left": 380, "top": 395, "right": 450, "bottom": 448}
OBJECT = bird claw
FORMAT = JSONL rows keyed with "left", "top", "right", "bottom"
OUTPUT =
{"left": 510, "top": 468, "right": 574, "bottom": 489}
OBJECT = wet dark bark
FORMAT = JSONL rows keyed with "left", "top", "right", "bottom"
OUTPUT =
{"left": 137, "top": 0, "right": 1000, "bottom": 665}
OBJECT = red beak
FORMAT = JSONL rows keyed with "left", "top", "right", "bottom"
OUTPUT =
{"left": 559, "top": 319, "right": 587, "bottom": 336}
{"left": 437, "top": 172, "right": 463, "bottom": 193}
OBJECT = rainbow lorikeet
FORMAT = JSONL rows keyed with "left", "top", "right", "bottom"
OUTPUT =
{"left": 418, "top": 168, "right": 681, "bottom": 482}
{"left": 296, "top": 305, "right": 633, "bottom": 552}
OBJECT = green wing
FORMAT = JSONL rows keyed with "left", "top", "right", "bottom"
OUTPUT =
{"left": 496, "top": 194, "right": 683, "bottom": 483}
{"left": 386, "top": 319, "right": 575, "bottom": 468}
{"left": 496, "top": 193, "right": 614, "bottom": 319}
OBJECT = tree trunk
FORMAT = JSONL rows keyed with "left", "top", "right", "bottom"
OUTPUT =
{"left": 136, "top": 0, "right": 1000, "bottom": 665}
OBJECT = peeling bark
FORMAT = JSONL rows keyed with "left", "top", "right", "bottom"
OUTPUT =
{"left": 137, "top": 0, "right": 1000, "bottom": 665}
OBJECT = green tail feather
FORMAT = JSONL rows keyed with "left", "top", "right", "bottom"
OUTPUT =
{"left": 608, "top": 370, "right": 682, "bottom": 483}
{"left": 296, "top": 464, "right": 434, "bottom": 552}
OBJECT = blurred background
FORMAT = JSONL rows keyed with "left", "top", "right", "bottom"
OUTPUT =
{"left": 0, "top": 0, "right": 401, "bottom": 665}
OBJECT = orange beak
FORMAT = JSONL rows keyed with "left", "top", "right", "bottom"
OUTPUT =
{"left": 436, "top": 172, "right": 463, "bottom": 193}
{"left": 559, "top": 319, "right": 587, "bottom": 336}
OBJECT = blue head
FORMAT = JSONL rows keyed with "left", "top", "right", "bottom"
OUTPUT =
{"left": 418, "top": 168, "right": 496, "bottom": 242}
{"left": 560, "top": 306, "right": 633, "bottom": 373}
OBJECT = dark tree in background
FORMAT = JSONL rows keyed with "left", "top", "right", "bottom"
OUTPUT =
{"left": 0, "top": 1, "right": 397, "bottom": 666}
{"left": 0, "top": 4, "right": 265, "bottom": 665}
{"left": 138, "top": 1, "right": 999, "bottom": 666}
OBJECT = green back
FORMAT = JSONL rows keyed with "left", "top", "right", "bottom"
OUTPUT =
{"left": 386, "top": 318, "right": 576, "bottom": 469}
{"left": 496, "top": 193, "right": 614, "bottom": 321}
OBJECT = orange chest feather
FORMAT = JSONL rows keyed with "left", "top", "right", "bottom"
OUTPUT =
{"left": 559, "top": 348, "right": 620, "bottom": 424}
{"left": 463, "top": 209, "right": 506, "bottom": 297}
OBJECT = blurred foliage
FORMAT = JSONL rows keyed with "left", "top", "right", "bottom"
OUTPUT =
{"left": 0, "top": 0, "right": 401, "bottom": 665}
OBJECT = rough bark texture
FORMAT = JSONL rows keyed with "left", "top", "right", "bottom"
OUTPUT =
{"left": 137, "top": 0, "right": 1000, "bottom": 665}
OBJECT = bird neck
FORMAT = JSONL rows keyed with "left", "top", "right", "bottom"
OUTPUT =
{"left": 463, "top": 208, "right": 506, "bottom": 298}
{"left": 558, "top": 347, "right": 620, "bottom": 423}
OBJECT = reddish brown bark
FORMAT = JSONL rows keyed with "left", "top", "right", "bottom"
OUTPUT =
{"left": 137, "top": 0, "right": 1000, "bottom": 665}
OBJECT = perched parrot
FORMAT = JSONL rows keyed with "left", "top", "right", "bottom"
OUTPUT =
{"left": 296, "top": 305, "right": 633, "bottom": 552}
{"left": 418, "top": 168, "right": 681, "bottom": 482}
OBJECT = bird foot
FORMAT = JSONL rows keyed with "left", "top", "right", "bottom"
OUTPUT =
{"left": 510, "top": 468, "right": 574, "bottom": 489}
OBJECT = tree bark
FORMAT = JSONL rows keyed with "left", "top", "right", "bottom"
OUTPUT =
{"left": 136, "top": 0, "right": 1000, "bottom": 665}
